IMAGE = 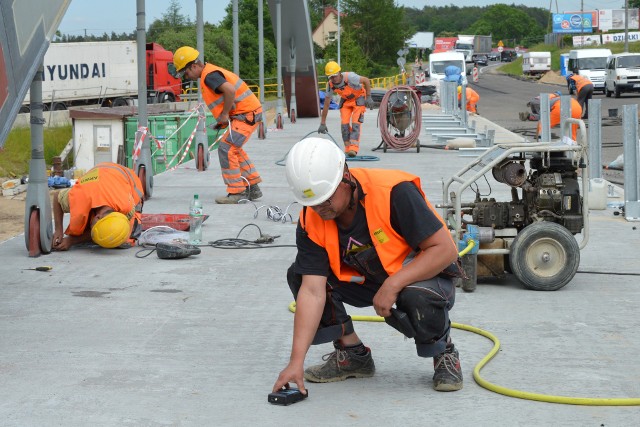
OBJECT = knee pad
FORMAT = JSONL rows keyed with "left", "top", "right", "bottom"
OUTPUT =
{"left": 397, "top": 286, "right": 449, "bottom": 344}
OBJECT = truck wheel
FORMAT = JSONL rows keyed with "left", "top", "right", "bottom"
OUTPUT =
{"left": 113, "top": 97, "right": 128, "bottom": 107}
{"left": 509, "top": 222, "right": 579, "bottom": 291}
{"left": 614, "top": 86, "right": 621, "bottom": 98}
{"left": 157, "top": 92, "right": 175, "bottom": 103}
{"left": 605, "top": 87, "right": 612, "bottom": 97}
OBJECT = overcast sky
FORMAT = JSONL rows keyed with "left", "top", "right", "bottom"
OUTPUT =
{"left": 57, "top": 0, "right": 616, "bottom": 36}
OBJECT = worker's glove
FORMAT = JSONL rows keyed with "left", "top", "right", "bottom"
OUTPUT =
{"left": 318, "top": 123, "right": 328, "bottom": 134}
{"left": 365, "top": 96, "right": 375, "bottom": 109}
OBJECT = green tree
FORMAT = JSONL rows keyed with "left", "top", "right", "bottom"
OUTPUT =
{"left": 148, "top": 0, "right": 192, "bottom": 40}
{"left": 341, "top": 0, "right": 410, "bottom": 66}
{"left": 468, "top": 4, "right": 545, "bottom": 47}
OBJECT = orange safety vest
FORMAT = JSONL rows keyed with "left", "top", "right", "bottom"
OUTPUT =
{"left": 66, "top": 163, "right": 144, "bottom": 236}
{"left": 200, "top": 64, "right": 261, "bottom": 119}
{"left": 299, "top": 169, "right": 451, "bottom": 283}
{"left": 329, "top": 72, "right": 366, "bottom": 104}
{"left": 569, "top": 74, "right": 592, "bottom": 93}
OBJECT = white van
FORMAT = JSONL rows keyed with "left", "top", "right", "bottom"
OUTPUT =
{"left": 522, "top": 51, "right": 551, "bottom": 75}
{"left": 428, "top": 51, "right": 467, "bottom": 83}
{"left": 567, "top": 48, "right": 612, "bottom": 93}
{"left": 604, "top": 53, "right": 640, "bottom": 98}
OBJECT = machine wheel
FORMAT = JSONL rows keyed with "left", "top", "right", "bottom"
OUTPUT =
{"left": 290, "top": 109, "right": 296, "bottom": 123}
{"left": 509, "top": 222, "right": 579, "bottom": 291}
{"left": 276, "top": 114, "right": 283, "bottom": 129}
{"left": 197, "top": 144, "right": 206, "bottom": 171}
{"left": 138, "top": 165, "right": 149, "bottom": 200}
{"left": 28, "top": 209, "right": 42, "bottom": 258}
{"left": 52, "top": 102, "right": 66, "bottom": 111}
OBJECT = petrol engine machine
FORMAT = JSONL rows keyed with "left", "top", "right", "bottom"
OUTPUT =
{"left": 439, "top": 119, "right": 590, "bottom": 292}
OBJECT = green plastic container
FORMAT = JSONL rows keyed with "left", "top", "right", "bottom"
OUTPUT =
{"left": 124, "top": 111, "right": 218, "bottom": 174}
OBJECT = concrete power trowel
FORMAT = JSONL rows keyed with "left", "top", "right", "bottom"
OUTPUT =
{"left": 438, "top": 119, "right": 590, "bottom": 292}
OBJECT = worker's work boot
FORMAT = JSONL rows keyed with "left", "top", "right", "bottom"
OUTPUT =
{"left": 432, "top": 344, "right": 463, "bottom": 392}
{"left": 248, "top": 184, "right": 262, "bottom": 200}
{"left": 304, "top": 341, "right": 375, "bottom": 383}
{"left": 215, "top": 190, "right": 250, "bottom": 204}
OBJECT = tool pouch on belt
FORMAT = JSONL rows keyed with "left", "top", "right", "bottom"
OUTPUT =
{"left": 343, "top": 246, "right": 388, "bottom": 284}
{"left": 231, "top": 111, "right": 263, "bottom": 126}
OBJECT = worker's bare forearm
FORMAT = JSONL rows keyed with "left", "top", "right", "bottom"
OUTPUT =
{"left": 289, "top": 277, "right": 326, "bottom": 365}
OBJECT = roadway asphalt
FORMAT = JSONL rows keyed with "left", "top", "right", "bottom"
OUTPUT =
{"left": 1, "top": 102, "right": 640, "bottom": 426}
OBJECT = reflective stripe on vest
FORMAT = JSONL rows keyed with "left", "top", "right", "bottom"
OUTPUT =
{"left": 200, "top": 64, "right": 261, "bottom": 119}
{"left": 300, "top": 169, "right": 452, "bottom": 283}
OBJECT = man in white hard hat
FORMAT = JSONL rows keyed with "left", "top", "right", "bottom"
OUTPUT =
{"left": 272, "top": 137, "right": 463, "bottom": 395}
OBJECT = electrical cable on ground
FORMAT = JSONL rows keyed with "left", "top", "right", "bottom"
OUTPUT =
{"left": 287, "top": 301, "right": 640, "bottom": 406}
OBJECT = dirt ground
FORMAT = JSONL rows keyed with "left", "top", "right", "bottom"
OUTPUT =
{"left": 537, "top": 70, "right": 568, "bottom": 86}
{"left": 0, "top": 190, "right": 26, "bottom": 242}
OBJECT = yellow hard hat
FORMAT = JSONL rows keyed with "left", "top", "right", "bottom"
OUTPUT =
{"left": 91, "top": 212, "right": 131, "bottom": 249}
{"left": 173, "top": 46, "right": 200, "bottom": 72}
{"left": 457, "top": 86, "right": 462, "bottom": 94}
{"left": 325, "top": 61, "right": 341, "bottom": 76}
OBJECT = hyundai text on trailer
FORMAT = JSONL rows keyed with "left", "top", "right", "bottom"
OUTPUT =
{"left": 20, "top": 41, "right": 182, "bottom": 112}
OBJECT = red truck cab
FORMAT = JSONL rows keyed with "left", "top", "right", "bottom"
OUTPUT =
{"left": 146, "top": 42, "right": 182, "bottom": 102}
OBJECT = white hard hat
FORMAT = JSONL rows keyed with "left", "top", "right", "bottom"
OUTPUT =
{"left": 285, "top": 137, "right": 345, "bottom": 206}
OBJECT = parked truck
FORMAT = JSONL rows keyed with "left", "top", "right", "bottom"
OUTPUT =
{"left": 455, "top": 35, "right": 492, "bottom": 74}
{"left": 21, "top": 41, "right": 182, "bottom": 112}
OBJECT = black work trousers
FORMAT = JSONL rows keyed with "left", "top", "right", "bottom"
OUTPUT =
{"left": 286, "top": 264, "right": 456, "bottom": 358}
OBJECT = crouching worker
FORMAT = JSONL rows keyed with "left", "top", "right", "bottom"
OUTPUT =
{"left": 272, "top": 138, "right": 464, "bottom": 396}
{"left": 458, "top": 85, "right": 480, "bottom": 114}
{"left": 52, "top": 162, "right": 144, "bottom": 250}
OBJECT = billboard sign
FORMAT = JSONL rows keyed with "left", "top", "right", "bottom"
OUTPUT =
{"left": 0, "top": 0, "right": 71, "bottom": 148}
{"left": 602, "top": 31, "right": 640, "bottom": 44}
{"left": 434, "top": 37, "right": 457, "bottom": 52}
{"left": 552, "top": 13, "right": 593, "bottom": 34}
{"left": 599, "top": 9, "right": 640, "bottom": 32}
{"left": 573, "top": 35, "right": 601, "bottom": 47}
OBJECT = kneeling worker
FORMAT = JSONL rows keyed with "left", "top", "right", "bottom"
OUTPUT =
{"left": 273, "top": 138, "right": 464, "bottom": 396}
{"left": 52, "top": 162, "right": 144, "bottom": 250}
{"left": 458, "top": 86, "right": 480, "bottom": 114}
{"left": 536, "top": 93, "right": 582, "bottom": 141}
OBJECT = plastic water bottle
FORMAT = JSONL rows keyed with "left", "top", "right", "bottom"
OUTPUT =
{"left": 189, "top": 194, "right": 203, "bottom": 244}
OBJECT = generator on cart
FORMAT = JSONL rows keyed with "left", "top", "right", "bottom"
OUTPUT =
{"left": 377, "top": 85, "right": 422, "bottom": 152}
{"left": 439, "top": 119, "right": 590, "bottom": 292}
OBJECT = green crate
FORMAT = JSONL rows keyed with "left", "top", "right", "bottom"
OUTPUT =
{"left": 125, "top": 111, "right": 217, "bottom": 174}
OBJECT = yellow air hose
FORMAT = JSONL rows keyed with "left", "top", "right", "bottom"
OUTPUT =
{"left": 287, "top": 238, "right": 640, "bottom": 406}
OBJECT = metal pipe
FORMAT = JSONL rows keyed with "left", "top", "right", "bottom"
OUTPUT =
{"left": 258, "top": 0, "right": 265, "bottom": 104}
{"left": 233, "top": 0, "right": 239, "bottom": 74}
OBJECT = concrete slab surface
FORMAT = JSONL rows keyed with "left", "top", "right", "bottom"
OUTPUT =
{"left": 2, "top": 106, "right": 640, "bottom": 426}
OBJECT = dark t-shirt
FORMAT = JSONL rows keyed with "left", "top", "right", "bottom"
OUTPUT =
{"left": 204, "top": 71, "right": 227, "bottom": 94}
{"left": 294, "top": 180, "right": 449, "bottom": 286}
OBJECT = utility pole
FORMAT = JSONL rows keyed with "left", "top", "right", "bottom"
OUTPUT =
{"left": 580, "top": 0, "right": 584, "bottom": 47}
{"left": 337, "top": 0, "right": 341, "bottom": 66}
{"left": 624, "top": 0, "right": 629, "bottom": 52}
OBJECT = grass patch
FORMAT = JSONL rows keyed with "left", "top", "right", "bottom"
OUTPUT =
{"left": 0, "top": 125, "right": 73, "bottom": 177}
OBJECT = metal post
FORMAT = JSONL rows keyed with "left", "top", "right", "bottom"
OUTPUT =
{"left": 540, "top": 94, "right": 551, "bottom": 142}
{"left": 624, "top": 0, "right": 629, "bottom": 52}
{"left": 337, "top": 0, "right": 341, "bottom": 65}
{"left": 24, "top": 63, "right": 53, "bottom": 255}
{"left": 195, "top": 0, "right": 208, "bottom": 170}
{"left": 233, "top": 0, "right": 239, "bottom": 74}
{"left": 275, "top": 0, "right": 283, "bottom": 126}
{"left": 588, "top": 98, "right": 602, "bottom": 179}
{"left": 134, "top": 0, "right": 152, "bottom": 198}
{"left": 622, "top": 104, "right": 639, "bottom": 220}
{"left": 560, "top": 95, "right": 571, "bottom": 140}
{"left": 258, "top": 0, "right": 265, "bottom": 104}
